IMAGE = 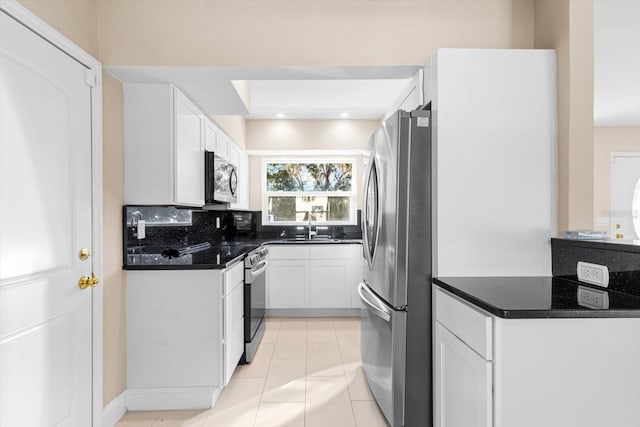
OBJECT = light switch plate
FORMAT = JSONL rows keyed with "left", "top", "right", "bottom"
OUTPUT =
{"left": 577, "top": 261, "right": 609, "bottom": 288}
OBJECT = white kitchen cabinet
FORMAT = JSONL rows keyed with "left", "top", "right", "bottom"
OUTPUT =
{"left": 204, "top": 117, "right": 218, "bottom": 153}
{"left": 434, "top": 323, "right": 492, "bottom": 427}
{"left": 268, "top": 260, "right": 308, "bottom": 308}
{"left": 124, "top": 84, "right": 204, "bottom": 206}
{"left": 434, "top": 286, "right": 640, "bottom": 427}
{"left": 174, "top": 89, "right": 204, "bottom": 206}
{"left": 222, "top": 261, "right": 245, "bottom": 385}
{"left": 266, "top": 244, "right": 361, "bottom": 312}
{"left": 126, "top": 261, "right": 245, "bottom": 410}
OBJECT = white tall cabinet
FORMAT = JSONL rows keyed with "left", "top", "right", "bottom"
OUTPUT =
{"left": 424, "top": 49, "right": 557, "bottom": 277}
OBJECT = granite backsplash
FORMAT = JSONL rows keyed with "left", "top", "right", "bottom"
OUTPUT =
{"left": 123, "top": 206, "right": 362, "bottom": 256}
{"left": 551, "top": 238, "right": 640, "bottom": 297}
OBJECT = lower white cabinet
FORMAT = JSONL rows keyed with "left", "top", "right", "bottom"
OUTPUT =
{"left": 434, "top": 322, "right": 492, "bottom": 427}
{"left": 434, "top": 286, "right": 640, "bottom": 427}
{"left": 126, "top": 262, "right": 244, "bottom": 410}
{"left": 222, "top": 262, "right": 245, "bottom": 385}
{"left": 266, "top": 244, "right": 362, "bottom": 310}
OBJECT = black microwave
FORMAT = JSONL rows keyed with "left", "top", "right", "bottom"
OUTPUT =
{"left": 205, "top": 151, "right": 238, "bottom": 204}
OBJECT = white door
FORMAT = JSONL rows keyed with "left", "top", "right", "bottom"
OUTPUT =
{"left": 0, "top": 10, "right": 94, "bottom": 426}
{"left": 611, "top": 154, "right": 640, "bottom": 240}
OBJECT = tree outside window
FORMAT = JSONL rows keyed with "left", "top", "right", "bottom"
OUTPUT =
{"left": 263, "top": 160, "right": 356, "bottom": 225}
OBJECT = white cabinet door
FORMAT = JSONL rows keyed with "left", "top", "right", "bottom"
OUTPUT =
{"left": 204, "top": 117, "right": 218, "bottom": 153}
{"left": 308, "top": 260, "right": 351, "bottom": 308}
{"left": 173, "top": 89, "right": 204, "bottom": 206}
{"left": 222, "top": 281, "right": 244, "bottom": 385}
{"left": 216, "top": 130, "right": 229, "bottom": 160}
{"left": 267, "top": 260, "right": 308, "bottom": 308}
{"left": 227, "top": 142, "right": 240, "bottom": 168}
{"left": 434, "top": 322, "right": 492, "bottom": 427}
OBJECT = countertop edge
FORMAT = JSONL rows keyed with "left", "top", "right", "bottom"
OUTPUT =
{"left": 123, "top": 239, "right": 362, "bottom": 270}
{"left": 433, "top": 277, "right": 640, "bottom": 319}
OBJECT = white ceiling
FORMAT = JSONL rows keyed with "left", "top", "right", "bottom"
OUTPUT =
{"left": 594, "top": 0, "right": 640, "bottom": 126}
{"left": 107, "top": 65, "right": 420, "bottom": 120}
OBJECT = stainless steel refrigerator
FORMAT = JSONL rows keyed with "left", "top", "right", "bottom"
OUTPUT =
{"left": 359, "top": 106, "right": 432, "bottom": 427}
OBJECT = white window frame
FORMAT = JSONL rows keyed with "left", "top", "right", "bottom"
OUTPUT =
{"left": 262, "top": 158, "right": 358, "bottom": 226}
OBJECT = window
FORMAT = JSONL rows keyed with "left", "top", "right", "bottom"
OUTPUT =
{"left": 263, "top": 160, "right": 356, "bottom": 225}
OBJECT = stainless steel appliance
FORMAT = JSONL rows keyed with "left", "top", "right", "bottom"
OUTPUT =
{"left": 205, "top": 151, "right": 238, "bottom": 204}
{"left": 360, "top": 106, "right": 432, "bottom": 427}
{"left": 242, "top": 246, "right": 268, "bottom": 363}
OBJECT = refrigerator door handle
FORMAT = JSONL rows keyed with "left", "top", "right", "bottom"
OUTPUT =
{"left": 358, "top": 283, "right": 392, "bottom": 322}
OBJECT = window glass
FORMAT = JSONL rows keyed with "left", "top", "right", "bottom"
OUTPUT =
{"left": 264, "top": 161, "right": 355, "bottom": 225}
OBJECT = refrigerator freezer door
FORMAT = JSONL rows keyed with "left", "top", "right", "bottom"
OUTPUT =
{"left": 362, "top": 156, "right": 381, "bottom": 269}
{"left": 363, "top": 112, "right": 409, "bottom": 308}
{"left": 360, "top": 282, "right": 406, "bottom": 427}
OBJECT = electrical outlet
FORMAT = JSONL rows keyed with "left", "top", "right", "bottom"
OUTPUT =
{"left": 577, "top": 261, "right": 609, "bottom": 288}
{"left": 577, "top": 286, "right": 609, "bottom": 310}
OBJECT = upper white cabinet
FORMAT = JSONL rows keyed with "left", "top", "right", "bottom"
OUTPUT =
{"left": 124, "top": 84, "right": 204, "bottom": 206}
{"left": 124, "top": 83, "right": 248, "bottom": 207}
{"left": 174, "top": 90, "right": 204, "bottom": 206}
{"left": 204, "top": 117, "right": 218, "bottom": 153}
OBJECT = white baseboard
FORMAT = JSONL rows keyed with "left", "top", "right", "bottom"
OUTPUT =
{"left": 102, "top": 391, "right": 127, "bottom": 427}
{"left": 126, "top": 387, "right": 221, "bottom": 411}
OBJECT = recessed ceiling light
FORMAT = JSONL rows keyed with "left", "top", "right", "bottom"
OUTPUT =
{"left": 341, "top": 112, "right": 349, "bottom": 118}
{"left": 276, "top": 113, "right": 286, "bottom": 118}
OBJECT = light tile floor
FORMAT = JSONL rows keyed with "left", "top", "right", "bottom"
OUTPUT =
{"left": 116, "top": 317, "right": 389, "bottom": 427}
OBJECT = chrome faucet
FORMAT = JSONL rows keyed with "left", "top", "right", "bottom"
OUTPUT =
{"left": 131, "top": 211, "right": 144, "bottom": 237}
{"left": 307, "top": 215, "right": 317, "bottom": 240}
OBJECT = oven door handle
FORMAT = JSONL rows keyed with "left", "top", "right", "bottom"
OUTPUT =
{"left": 249, "top": 260, "right": 269, "bottom": 279}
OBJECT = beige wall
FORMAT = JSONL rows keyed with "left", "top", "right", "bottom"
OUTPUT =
{"left": 17, "top": 0, "right": 127, "bottom": 408}
{"left": 594, "top": 127, "right": 640, "bottom": 231}
{"left": 246, "top": 119, "right": 378, "bottom": 211}
{"left": 19, "top": 0, "right": 100, "bottom": 59}
{"left": 102, "top": 72, "right": 126, "bottom": 406}
{"left": 97, "top": 0, "right": 534, "bottom": 66}
{"left": 534, "top": 0, "right": 594, "bottom": 234}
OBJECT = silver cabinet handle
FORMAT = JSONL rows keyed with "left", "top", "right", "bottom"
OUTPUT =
{"left": 358, "top": 282, "right": 392, "bottom": 322}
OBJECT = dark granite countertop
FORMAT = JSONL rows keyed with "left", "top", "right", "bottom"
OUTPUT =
{"left": 123, "top": 238, "right": 362, "bottom": 270}
{"left": 433, "top": 276, "right": 640, "bottom": 318}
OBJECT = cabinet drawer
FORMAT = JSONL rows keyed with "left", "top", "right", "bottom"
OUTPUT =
{"left": 309, "top": 244, "right": 360, "bottom": 260}
{"left": 223, "top": 321, "right": 244, "bottom": 385}
{"left": 268, "top": 245, "right": 310, "bottom": 260}
{"left": 223, "top": 261, "right": 244, "bottom": 295}
{"left": 434, "top": 287, "right": 493, "bottom": 360}
{"left": 224, "top": 282, "right": 244, "bottom": 339}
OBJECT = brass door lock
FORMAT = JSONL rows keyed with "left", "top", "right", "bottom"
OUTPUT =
{"left": 79, "top": 273, "right": 99, "bottom": 289}
{"left": 79, "top": 248, "right": 90, "bottom": 261}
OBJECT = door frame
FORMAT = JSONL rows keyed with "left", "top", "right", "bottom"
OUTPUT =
{"left": 0, "top": 1, "right": 104, "bottom": 425}
{"left": 610, "top": 152, "right": 640, "bottom": 238}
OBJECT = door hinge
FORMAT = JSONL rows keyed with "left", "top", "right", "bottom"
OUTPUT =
{"left": 85, "top": 68, "right": 97, "bottom": 88}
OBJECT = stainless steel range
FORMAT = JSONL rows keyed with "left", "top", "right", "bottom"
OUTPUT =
{"left": 242, "top": 246, "right": 268, "bottom": 363}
